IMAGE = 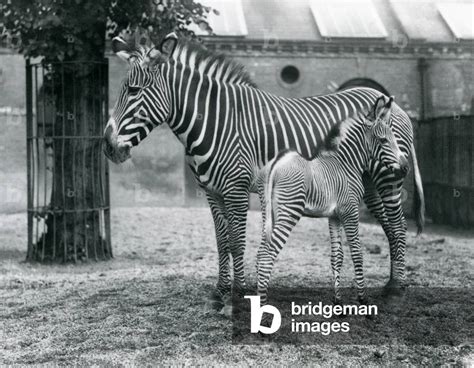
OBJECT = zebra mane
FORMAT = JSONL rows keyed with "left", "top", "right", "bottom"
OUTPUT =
{"left": 168, "top": 39, "right": 257, "bottom": 87}
{"left": 315, "top": 111, "right": 368, "bottom": 157}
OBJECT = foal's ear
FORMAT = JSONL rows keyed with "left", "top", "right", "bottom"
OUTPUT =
{"left": 369, "top": 95, "right": 394, "bottom": 124}
{"left": 112, "top": 37, "right": 135, "bottom": 64}
{"left": 375, "top": 96, "right": 394, "bottom": 123}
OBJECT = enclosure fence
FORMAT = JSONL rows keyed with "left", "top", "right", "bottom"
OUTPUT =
{"left": 26, "top": 60, "right": 112, "bottom": 262}
{"left": 417, "top": 115, "right": 474, "bottom": 227}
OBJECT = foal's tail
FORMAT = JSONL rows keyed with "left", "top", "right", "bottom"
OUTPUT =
{"left": 411, "top": 142, "right": 425, "bottom": 235}
{"left": 264, "top": 150, "right": 291, "bottom": 242}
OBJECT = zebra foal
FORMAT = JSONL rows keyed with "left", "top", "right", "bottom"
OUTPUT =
{"left": 260, "top": 95, "right": 406, "bottom": 305}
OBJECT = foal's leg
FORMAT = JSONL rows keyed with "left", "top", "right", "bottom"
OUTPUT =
{"left": 341, "top": 207, "right": 367, "bottom": 304}
{"left": 328, "top": 217, "right": 344, "bottom": 304}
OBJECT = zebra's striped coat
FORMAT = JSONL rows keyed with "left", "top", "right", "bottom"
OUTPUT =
{"left": 261, "top": 96, "right": 406, "bottom": 305}
{"left": 104, "top": 35, "right": 424, "bottom": 303}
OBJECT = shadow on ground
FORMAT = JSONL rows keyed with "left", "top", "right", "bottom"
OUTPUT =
{"left": 0, "top": 207, "right": 472, "bottom": 366}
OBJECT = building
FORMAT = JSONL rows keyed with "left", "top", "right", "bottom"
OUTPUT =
{"left": 198, "top": 0, "right": 472, "bottom": 120}
{"left": 182, "top": 0, "right": 474, "bottom": 217}
{"left": 1, "top": 0, "right": 472, "bottom": 222}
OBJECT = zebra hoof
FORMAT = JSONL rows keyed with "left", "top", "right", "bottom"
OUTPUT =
{"left": 209, "top": 289, "right": 223, "bottom": 301}
{"left": 219, "top": 304, "right": 233, "bottom": 318}
{"left": 382, "top": 280, "right": 406, "bottom": 297}
{"left": 232, "top": 284, "right": 247, "bottom": 298}
{"left": 205, "top": 299, "right": 224, "bottom": 311}
{"left": 206, "top": 289, "right": 226, "bottom": 311}
{"left": 332, "top": 296, "right": 342, "bottom": 306}
{"left": 332, "top": 297, "right": 348, "bottom": 318}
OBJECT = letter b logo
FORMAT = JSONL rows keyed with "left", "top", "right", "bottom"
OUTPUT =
{"left": 244, "top": 296, "right": 282, "bottom": 334}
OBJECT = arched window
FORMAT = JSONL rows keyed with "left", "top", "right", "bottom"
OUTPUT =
{"left": 338, "top": 78, "right": 389, "bottom": 96}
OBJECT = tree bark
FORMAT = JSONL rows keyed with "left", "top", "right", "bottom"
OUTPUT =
{"left": 27, "top": 61, "right": 112, "bottom": 262}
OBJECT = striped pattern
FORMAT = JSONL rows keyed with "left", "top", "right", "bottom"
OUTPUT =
{"left": 105, "top": 37, "right": 424, "bottom": 301}
{"left": 261, "top": 98, "right": 404, "bottom": 305}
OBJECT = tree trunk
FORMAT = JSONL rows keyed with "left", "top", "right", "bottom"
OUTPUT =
{"left": 27, "top": 61, "right": 112, "bottom": 262}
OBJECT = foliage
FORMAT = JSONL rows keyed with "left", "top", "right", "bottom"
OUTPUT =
{"left": 0, "top": 0, "right": 213, "bottom": 62}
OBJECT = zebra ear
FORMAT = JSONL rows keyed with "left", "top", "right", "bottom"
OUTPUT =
{"left": 366, "top": 96, "right": 384, "bottom": 123}
{"left": 144, "top": 46, "right": 163, "bottom": 68}
{"left": 112, "top": 37, "right": 135, "bottom": 63}
{"left": 375, "top": 95, "right": 394, "bottom": 123}
{"left": 159, "top": 32, "right": 178, "bottom": 58}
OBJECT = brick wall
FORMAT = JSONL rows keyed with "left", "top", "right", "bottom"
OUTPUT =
{"left": 1, "top": 50, "right": 472, "bottom": 215}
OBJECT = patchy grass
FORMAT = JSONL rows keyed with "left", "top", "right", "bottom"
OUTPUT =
{"left": 0, "top": 208, "right": 472, "bottom": 366}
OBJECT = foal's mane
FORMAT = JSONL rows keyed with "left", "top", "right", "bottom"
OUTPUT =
{"left": 310, "top": 110, "right": 368, "bottom": 159}
{"left": 167, "top": 39, "right": 257, "bottom": 88}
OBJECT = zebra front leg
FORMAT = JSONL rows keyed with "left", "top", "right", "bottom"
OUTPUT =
{"left": 224, "top": 190, "right": 250, "bottom": 297}
{"left": 364, "top": 169, "right": 407, "bottom": 294}
{"left": 341, "top": 209, "right": 367, "bottom": 304}
{"left": 206, "top": 193, "right": 231, "bottom": 308}
{"left": 328, "top": 218, "right": 344, "bottom": 305}
{"left": 362, "top": 173, "right": 393, "bottom": 241}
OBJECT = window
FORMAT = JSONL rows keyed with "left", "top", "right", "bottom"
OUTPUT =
{"left": 309, "top": 0, "right": 387, "bottom": 39}
{"left": 280, "top": 65, "right": 300, "bottom": 85}
{"left": 189, "top": 0, "right": 248, "bottom": 37}
{"left": 390, "top": 0, "right": 458, "bottom": 41}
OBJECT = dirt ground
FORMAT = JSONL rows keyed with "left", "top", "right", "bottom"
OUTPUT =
{"left": 0, "top": 207, "right": 472, "bottom": 366}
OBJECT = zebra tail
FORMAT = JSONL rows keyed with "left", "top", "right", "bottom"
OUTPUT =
{"left": 411, "top": 142, "right": 425, "bottom": 235}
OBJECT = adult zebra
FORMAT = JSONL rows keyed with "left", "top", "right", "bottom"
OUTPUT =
{"left": 103, "top": 33, "right": 424, "bottom": 305}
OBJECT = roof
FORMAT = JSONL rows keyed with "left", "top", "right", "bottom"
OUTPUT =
{"left": 309, "top": 0, "right": 388, "bottom": 39}
{"left": 201, "top": 0, "right": 473, "bottom": 43}
{"left": 437, "top": 2, "right": 474, "bottom": 40}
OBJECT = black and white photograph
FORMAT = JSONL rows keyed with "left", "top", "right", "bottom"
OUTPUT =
{"left": 0, "top": 0, "right": 472, "bottom": 366}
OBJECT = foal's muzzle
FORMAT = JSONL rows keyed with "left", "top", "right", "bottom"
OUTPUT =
{"left": 389, "top": 155, "right": 410, "bottom": 178}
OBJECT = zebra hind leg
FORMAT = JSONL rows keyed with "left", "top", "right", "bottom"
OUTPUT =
{"left": 257, "top": 196, "right": 305, "bottom": 307}
{"left": 328, "top": 218, "right": 344, "bottom": 305}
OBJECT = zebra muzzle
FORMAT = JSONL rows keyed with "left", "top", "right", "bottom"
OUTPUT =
{"left": 103, "top": 127, "right": 131, "bottom": 163}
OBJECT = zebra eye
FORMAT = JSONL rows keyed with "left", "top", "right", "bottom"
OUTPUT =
{"left": 379, "top": 137, "right": 388, "bottom": 144}
{"left": 128, "top": 86, "right": 141, "bottom": 95}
